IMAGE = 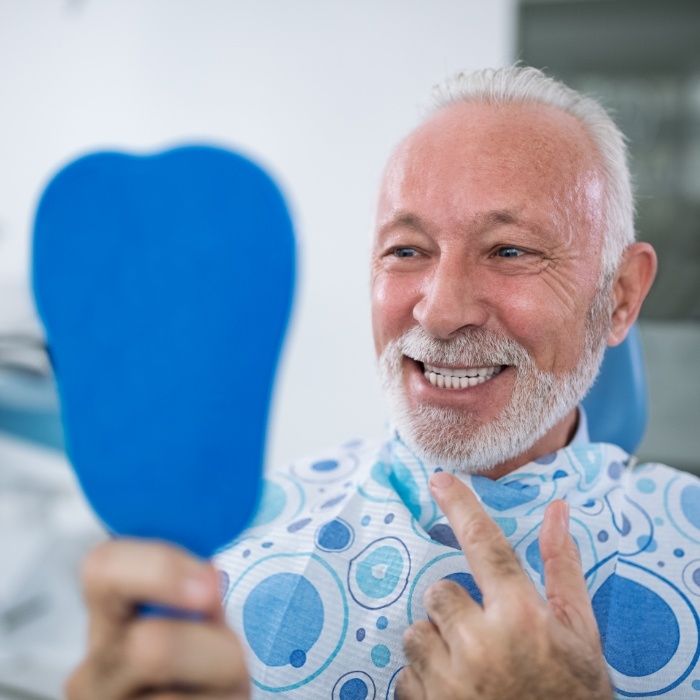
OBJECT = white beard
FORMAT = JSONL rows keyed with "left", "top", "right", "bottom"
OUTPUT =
{"left": 378, "top": 288, "right": 611, "bottom": 474}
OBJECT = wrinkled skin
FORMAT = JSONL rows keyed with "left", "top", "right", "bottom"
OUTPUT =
{"left": 396, "top": 473, "right": 614, "bottom": 700}
{"left": 371, "top": 101, "right": 656, "bottom": 477}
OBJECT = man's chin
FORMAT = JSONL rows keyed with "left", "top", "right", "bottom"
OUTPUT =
{"left": 391, "top": 404, "right": 534, "bottom": 474}
{"left": 378, "top": 319, "right": 609, "bottom": 474}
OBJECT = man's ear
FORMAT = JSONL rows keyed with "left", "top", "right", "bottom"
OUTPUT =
{"left": 607, "top": 242, "right": 658, "bottom": 347}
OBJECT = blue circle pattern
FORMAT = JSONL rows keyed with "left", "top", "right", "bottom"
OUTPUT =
{"left": 681, "top": 486, "right": 700, "bottom": 531}
{"left": 526, "top": 538, "right": 545, "bottom": 584}
{"left": 371, "top": 644, "right": 391, "bottom": 668}
{"left": 494, "top": 517, "right": 517, "bottom": 536}
{"left": 243, "top": 573, "right": 323, "bottom": 667}
{"left": 313, "top": 459, "right": 340, "bottom": 472}
{"left": 592, "top": 574, "right": 680, "bottom": 676}
{"left": 340, "top": 678, "right": 368, "bottom": 700}
{"left": 471, "top": 475, "right": 540, "bottom": 511}
{"left": 290, "top": 650, "right": 307, "bottom": 668}
{"left": 609, "top": 461, "right": 623, "bottom": 480}
{"left": 427, "top": 523, "right": 460, "bottom": 550}
{"left": 217, "top": 439, "right": 700, "bottom": 697}
{"left": 349, "top": 537, "right": 411, "bottom": 610}
{"left": 332, "top": 672, "right": 376, "bottom": 700}
{"left": 357, "top": 547, "right": 404, "bottom": 598}
{"left": 317, "top": 519, "right": 355, "bottom": 552}
{"left": 638, "top": 478, "right": 656, "bottom": 494}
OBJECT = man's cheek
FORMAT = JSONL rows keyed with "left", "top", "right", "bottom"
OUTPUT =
{"left": 371, "top": 285, "right": 412, "bottom": 348}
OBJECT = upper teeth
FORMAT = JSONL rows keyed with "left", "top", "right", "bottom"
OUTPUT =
{"left": 423, "top": 363, "right": 502, "bottom": 389}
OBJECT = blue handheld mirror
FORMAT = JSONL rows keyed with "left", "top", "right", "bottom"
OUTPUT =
{"left": 32, "top": 145, "right": 295, "bottom": 558}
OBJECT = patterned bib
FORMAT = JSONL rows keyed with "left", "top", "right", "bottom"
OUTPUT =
{"left": 216, "top": 435, "right": 700, "bottom": 699}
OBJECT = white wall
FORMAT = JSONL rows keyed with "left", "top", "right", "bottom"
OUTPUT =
{"left": 0, "top": 0, "right": 515, "bottom": 468}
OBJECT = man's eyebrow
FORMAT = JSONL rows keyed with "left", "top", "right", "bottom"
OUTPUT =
{"left": 378, "top": 212, "right": 426, "bottom": 233}
{"left": 380, "top": 209, "right": 522, "bottom": 233}
{"left": 484, "top": 210, "right": 519, "bottom": 227}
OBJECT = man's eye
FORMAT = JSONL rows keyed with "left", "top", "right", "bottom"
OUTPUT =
{"left": 393, "top": 247, "right": 418, "bottom": 258}
{"left": 497, "top": 247, "right": 524, "bottom": 258}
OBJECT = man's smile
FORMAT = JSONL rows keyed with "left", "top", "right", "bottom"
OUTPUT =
{"left": 421, "top": 362, "right": 504, "bottom": 389}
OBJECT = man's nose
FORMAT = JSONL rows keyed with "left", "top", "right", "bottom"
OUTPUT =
{"left": 412, "top": 258, "right": 489, "bottom": 339}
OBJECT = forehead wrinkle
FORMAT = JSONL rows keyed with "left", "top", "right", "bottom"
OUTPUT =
{"left": 377, "top": 204, "right": 552, "bottom": 246}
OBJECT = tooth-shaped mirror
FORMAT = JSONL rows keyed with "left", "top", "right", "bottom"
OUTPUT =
{"left": 32, "top": 146, "right": 295, "bottom": 557}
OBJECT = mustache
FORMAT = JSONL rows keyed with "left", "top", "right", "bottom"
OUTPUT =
{"left": 384, "top": 326, "right": 533, "bottom": 368}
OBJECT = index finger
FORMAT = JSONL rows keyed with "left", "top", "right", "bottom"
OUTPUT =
{"left": 429, "top": 472, "right": 532, "bottom": 601}
{"left": 83, "top": 539, "right": 221, "bottom": 645}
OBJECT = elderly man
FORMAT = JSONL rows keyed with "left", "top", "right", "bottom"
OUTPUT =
{"left": 67, "top": 67, "right": 700, "bottom": 700}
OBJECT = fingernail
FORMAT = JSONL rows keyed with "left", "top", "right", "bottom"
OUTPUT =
{"left": 430, "top": 471, "right": 454, "bottom": 489}
{"left": 560, "top": 500, "right": 570, "bottom": 530}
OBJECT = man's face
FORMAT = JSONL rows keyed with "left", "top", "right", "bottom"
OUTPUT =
{"left": 371, "top": 101, "right": 612, "bottom": 474}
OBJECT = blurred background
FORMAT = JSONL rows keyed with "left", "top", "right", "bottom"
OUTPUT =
{"left": 0, "top": 1, "right": 697, "bottom": 697}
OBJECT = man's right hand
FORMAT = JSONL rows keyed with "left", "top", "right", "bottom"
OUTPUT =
{"left": 65, "top": 539, "right": 250, "bottom": 700}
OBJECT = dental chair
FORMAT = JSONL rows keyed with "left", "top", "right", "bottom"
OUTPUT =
{"left": 581, "top": 323, "right": 648, "bottom": 454}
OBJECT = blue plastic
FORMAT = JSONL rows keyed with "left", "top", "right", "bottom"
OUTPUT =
{"left": 32, "top": 145, "right": 295, "bottom": 557}
{"left": 582, "top": 324, "right": 648, "bottom": 454}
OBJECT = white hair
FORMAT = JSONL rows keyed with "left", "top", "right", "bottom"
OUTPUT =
{"left": 430, "top": 66, "right": 635, "bottom": 279}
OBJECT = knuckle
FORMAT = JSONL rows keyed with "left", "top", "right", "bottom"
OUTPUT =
{"left": 457, "top": 516, "right": 500, "bottom": 550}
{"left": 503, "top": 596, "right": 551, "bottom": 641}
{"left": 124, "top": 620, "right": 175, "bottom": 685}
{"left": 517, "top": 597, "right": 548, "bottom": 629}
{"left": 395, "top": 665, "right": 421, "bottom": 700}
{"left": 423, "top": 579, "right": 464, "bottom": 613}
{"left": 402, "top": 620, "right": 433, "bottom": 658}
{"left": 485, "top": 540, "right": 522, "bottom": 577}
{"left": 564, "top": 536, "right": 584, "bottom": 566}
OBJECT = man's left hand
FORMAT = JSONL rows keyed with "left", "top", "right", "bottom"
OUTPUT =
{"left": 396, "top": 472, "right": 613, "bottom": 700}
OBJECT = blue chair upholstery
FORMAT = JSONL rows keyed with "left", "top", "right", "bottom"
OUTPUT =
{"left": 582, "top": 323, "right": 648, "bottom": 454}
